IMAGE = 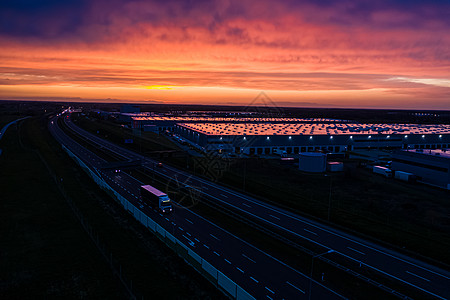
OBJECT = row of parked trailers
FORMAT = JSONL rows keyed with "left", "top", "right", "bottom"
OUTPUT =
{"left": 373, "top": 166, "right": 416, "bottom": 182}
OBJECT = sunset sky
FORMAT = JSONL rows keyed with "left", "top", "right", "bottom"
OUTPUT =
{"left": 1, "top": 0, "right": 449, "bottom": 109}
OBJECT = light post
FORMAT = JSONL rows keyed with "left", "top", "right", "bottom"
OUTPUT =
{"left": 328, "top": 175, "right": 332, "bottom": 221}
{"left": 243, "top": 159, "right": 247, "bottom": 191}
{"left": 308, "top": 249, "right": 334, "bottom": 300}
{"left": 325, "top": 174, "right": 332, "bottom": 221}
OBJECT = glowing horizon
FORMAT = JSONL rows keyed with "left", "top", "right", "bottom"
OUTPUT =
{"left": 1, "top": 0, "right": 449, "bottom": 109}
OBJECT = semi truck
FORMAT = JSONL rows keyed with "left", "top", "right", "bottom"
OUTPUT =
{"left": 373, "top": 166, "right": 392, "bottom": 178}
{"left": 394, "top": 171, "right": 416, "bottom": 182}
{"left": 140, "top": 185, "right": 173, "bottom": 213}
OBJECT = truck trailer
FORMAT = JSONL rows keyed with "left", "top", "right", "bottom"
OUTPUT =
{"left": 140, "top": 185, "right": 173, "bottom": 213}
{"left": 373, "top": 166, "right": 393, "bottom": 178}
{"left": 394, "top": 171, "right": 416, "bottom": 182}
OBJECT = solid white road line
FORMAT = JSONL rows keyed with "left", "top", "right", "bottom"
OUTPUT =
{"left": 286, "top": 281, "right": 305, "bottom": 294}
{"left": 347, "top": 247, "right": 366, "bottom": 256}
{"left": 303, "top": 228, "right": 318, "bottom": 236}
{"left": 406, "top": 271, "right": 431, "bottom": 282}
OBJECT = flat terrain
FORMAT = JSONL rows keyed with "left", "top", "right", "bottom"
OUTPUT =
{"left": 0, "top": 114, "right": 223, "bottom": 299}
{"left": 75, "top": 114, "right": 450, "bottom": 267}
{"left": 214, "top": 156, "right": 450, "bottom": 265}
{"left": 0, "top": 117, "right": 123, "bottom": 299}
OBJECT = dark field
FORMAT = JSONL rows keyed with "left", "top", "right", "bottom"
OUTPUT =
{"left": 0, "top": 113, "right": 224, "bottom": 299}
{"left": 217, "top": 158, "right": 450, "bottom": 265}
{"left": 0, "top": 117, "right": 123, "bottom": 299}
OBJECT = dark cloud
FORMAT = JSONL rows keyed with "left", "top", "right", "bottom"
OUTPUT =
{"left": 0, "top": 0, "right": 89, "bottom": 38}
{"left": 1, "top": 0, "right": 449, "bottom": 42}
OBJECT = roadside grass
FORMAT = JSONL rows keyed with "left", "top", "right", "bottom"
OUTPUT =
{"left": 220, "top": 158, "right": 450, "bottom": 265}
{"left": 1, "top": 115, "right": 223, "bottom": 299}
{"left": 0, "top": 116, "right": 17, "bottom": 128}
{"left": 0, "top": 118, "right": 123, "bottom": 299}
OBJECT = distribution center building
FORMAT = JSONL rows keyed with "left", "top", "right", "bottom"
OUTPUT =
{"left": 174, "top": 122, "right": 450, "bottom": 154}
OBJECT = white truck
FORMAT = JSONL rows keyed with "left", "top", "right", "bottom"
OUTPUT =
{"left": 394, "top": 171, "right": 416, "bottom": 182}
{"left": 373, "top": 166, "right": 392, "bottom": 178}
{"left": 273, "top": 149, "right": 287, "bottom": 157}
{"left": 140, "top": 185, "right": 173, "bottom": 213}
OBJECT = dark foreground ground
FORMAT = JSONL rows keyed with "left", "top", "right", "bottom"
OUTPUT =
{"left": 0, "top": 113, "right": 224, "bottom": 299}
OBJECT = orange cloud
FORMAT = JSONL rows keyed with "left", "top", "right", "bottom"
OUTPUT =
{"left": 0, "top": 0, "right": 449, "bottom": 109}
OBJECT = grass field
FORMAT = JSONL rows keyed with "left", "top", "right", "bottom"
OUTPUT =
{"left": 0, "top": 114, "right": 224, "bottom": 299}
{"left": 0, "top": 118, "right": 124, "bottom": 299}
{"left": 218, "top": 158, "right": 450, "bottom": 265}
{"left": 0, "top": 115, "right": 23, "bottom": 130}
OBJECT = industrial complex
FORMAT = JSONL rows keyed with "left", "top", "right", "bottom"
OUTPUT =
{"left": 174, "top": 122, "right": 450, "bottom": 154}
{"left": 97, "top": 110, "right": 450, "bottom": 188}
{"left": 109, "top": 111, "right": 450, "bottom": 155}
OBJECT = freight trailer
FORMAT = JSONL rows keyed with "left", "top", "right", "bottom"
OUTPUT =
{"left": 140, "top": 185, "right": 173, "bottom": 213}
{"left": 373, "top": 166, "right": 393, "bottom": 178}
{"left": 327, "top": 162, "right": 344, "bottom": 172}
{"left": 394, "top": 171, "right": 416, "bottom": 183}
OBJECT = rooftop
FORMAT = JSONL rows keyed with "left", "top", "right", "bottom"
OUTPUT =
{"left": 131, "top": 116, "right": 349, "bottom": 123}
{"left": 178, "top": 123, "right": 450, "bottom": 136}
{"left": 403, "top": 149, "right": 450, "bottom": 159}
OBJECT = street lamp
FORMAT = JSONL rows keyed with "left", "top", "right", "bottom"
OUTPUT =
{"left": 308, "top": 249, "right": 335, "bottom": 300}
{"left": 324, "top": 174, "right": 332, "bottom": 221}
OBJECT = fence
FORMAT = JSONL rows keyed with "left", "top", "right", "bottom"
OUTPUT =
{"left": 62, "top": 144, "right": 255, "bottom": 300}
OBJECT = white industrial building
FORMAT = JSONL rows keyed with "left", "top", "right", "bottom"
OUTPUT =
{"left": 175, "top": 122, "right": 450, "bottom": 155}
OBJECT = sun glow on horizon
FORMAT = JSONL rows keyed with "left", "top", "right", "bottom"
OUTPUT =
{"left": 0, "top": 0, "right": 449, "bottom": 109}
{"left": 143, "top": 85, "right": 176, "bottom": 90}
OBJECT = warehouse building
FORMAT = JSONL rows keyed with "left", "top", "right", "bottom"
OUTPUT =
{"left": 128, "top": 116, "right": 349, "bottom": 130}
{"left": 174, "top": 122, "right": 450, "bottom": 155}
{"left": 392, "top": 149, "right": 450, "bottom": 189}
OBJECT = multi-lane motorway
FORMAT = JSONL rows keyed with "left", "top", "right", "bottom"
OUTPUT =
{"left": 52, "top": 113, "right": 450, "bottom": 299}
{"left": 50, "top": 115, "right": 347, "bottom": 299}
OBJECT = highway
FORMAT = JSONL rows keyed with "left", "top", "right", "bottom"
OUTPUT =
{"left": 50, "top": 115, "right": 347, "bottom": 299}
{"left": 64, "top": 114, "right": 450, "bottom": 299}
{"left": 58, "top": 113, "right": 450, "bottom": 299}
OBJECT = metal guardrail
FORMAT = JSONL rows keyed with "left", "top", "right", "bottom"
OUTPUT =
{"left": 62, "top": 144, "right": 255, "bottom": 300}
